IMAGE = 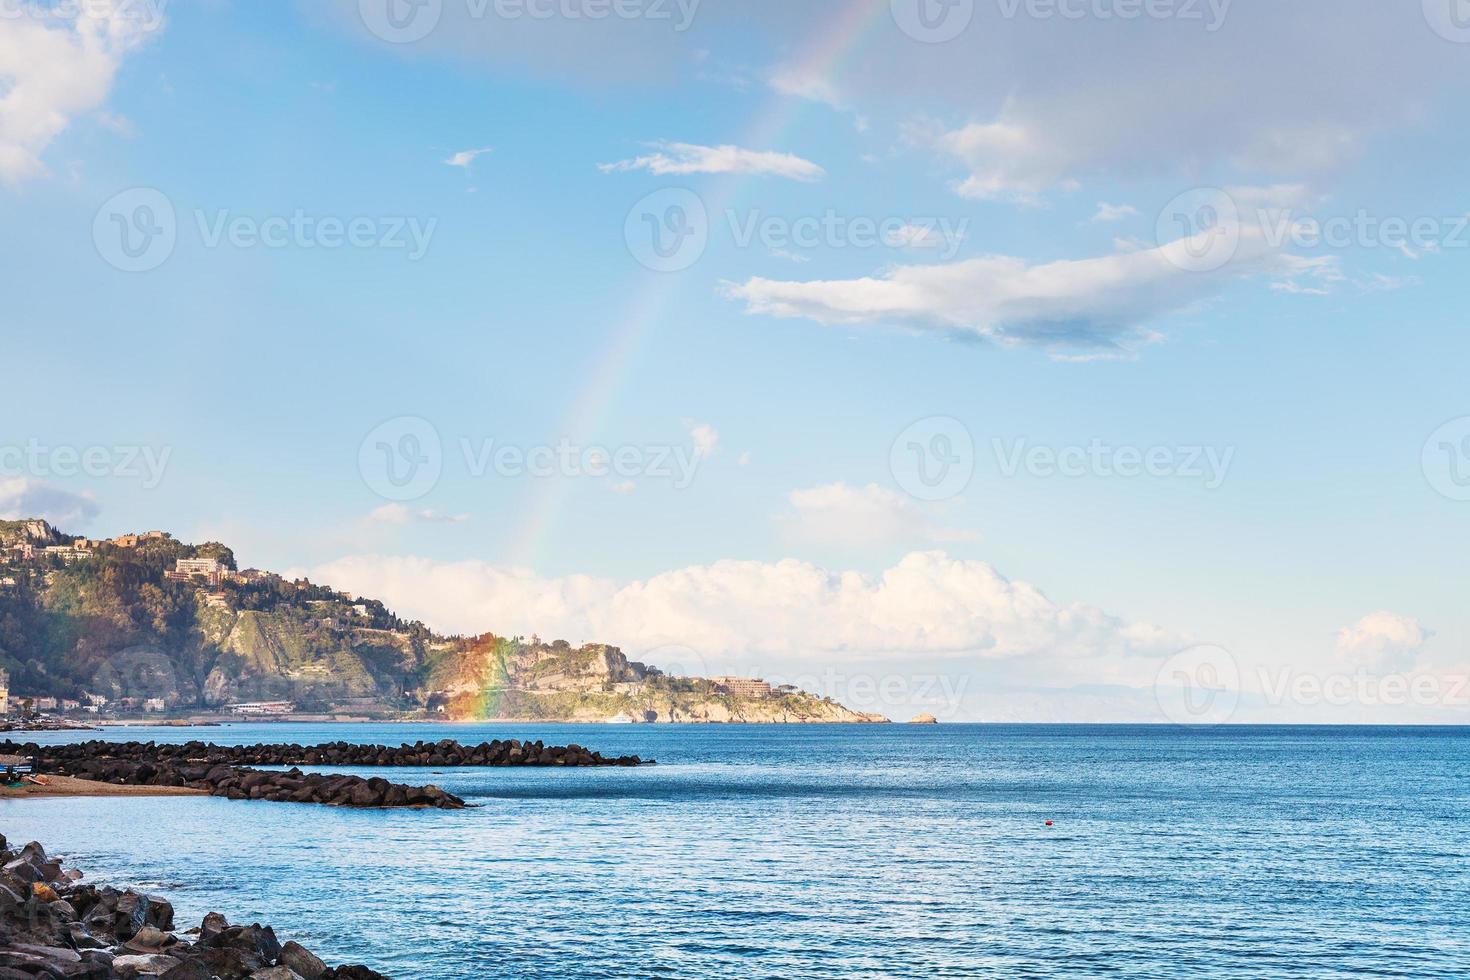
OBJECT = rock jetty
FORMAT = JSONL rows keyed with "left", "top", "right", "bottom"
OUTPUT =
{"left": 0, "top": 738, "right": 651, "bottom": 810}
{"left": 0, "top": 834, "right": 390, "bottom": 978}
{"left": 6, "top": 738, "right": 650, "bottom": 770}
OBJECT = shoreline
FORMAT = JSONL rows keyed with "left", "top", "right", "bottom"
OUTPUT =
{"left": 0, "top": 774, "right": 207, "bottom": 799}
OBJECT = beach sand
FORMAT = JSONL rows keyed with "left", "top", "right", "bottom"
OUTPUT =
{"left": 0, "top": 775, "right": 207, "bottom": 799}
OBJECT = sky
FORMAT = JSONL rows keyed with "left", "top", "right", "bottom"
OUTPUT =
{"left": 1, "top": 0, "right": 1467, "bottom": 723}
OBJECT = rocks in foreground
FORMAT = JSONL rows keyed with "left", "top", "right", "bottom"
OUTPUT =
{"left": 7, "top": 738, "right": 650, "bottom": 770}
{"left": 0, "top": 834, "right": 389, "bottom": 979}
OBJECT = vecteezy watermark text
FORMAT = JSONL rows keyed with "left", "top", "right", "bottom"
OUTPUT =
{"left": 994, "top": 437, "right": 1235, "bottom": 489}
{"left": 727, "top": 210, "right": 969, "bottom": 261}
{"left": 93, "top": 187, "right": 437, "bottom": 272}
{"left": 890, "top": 0, "right": 1230, "bottom": 44}
{"left": 0, "top": 439, "right": 171, "bottom": 490}
{"left": 1256, "top": 667, "right": 1470, "bottom": 709}
{"left": 622, "top": 188, "right": 970, "bottom": 272}
{"left": 358, "top": 417, "right": 708, "bottom": 501}
{"left": 0, "top": 0, "right": 167, "bottom": 31}
{"left": 358, "top": 0, "right": 701, "bottom": 44}
{"left": 459, "top": 438, "right": 701, "bottom": 487}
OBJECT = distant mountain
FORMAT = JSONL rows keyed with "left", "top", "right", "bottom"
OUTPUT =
{"left": 0, "top": 521, "right": 887, "bottom": 723}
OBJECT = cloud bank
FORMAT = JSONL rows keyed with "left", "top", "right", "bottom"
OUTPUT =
{"left": 297, "top": 550, "right": 1180, "bottom": 677}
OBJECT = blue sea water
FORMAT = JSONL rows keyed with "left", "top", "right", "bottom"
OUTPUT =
{"left": 3, "top": 723, "right": 1468, "bottom": 978}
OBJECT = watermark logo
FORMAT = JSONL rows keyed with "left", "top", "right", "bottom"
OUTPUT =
{"left": 359, "top": 0, "right": 443, "bottom": 43}
{"left": 995, "top": 0, "right": 1231, "bottom": 31}
{"left": 1, "top": 0, "right": 169, "bottom": 32}
{"left": 890, "top": 416, "right": 975, "bottom": 502}
{"left": 359, "top": 417, "right": 443, "bottom": 501}
{"left": 993, "top": 438, "right": 1234, "bottom": 489}
{"left": 1424, "top": 0, "right": 1470, "bottom": 43}
{"left": 891, "top": 0, "right": 974, "bottom": 43}
{"left": 729, "top": 210, "right": 969, "bottom": 261}
{"left": 94, "top": 188, "right": 437, "bottom": 271}
{"left": 93, "top": 187, "right": 177, "bottom": 273}
{"left": 0, "top": 439, "right": 171, "bottom": 490}
{"left": 1422, "top": 416, "right": 1470, "bottom": 501}
{"left": 459, "top": 437, "right": 704, "bottom": 488}
{"left": 1154, "top": 643, "right": 1239, "bottom": 725}
{"left": 90, "top": 648, "right": 178, "bottom": 703}
{"left": 643, "top": 644, "right": 711, "bottom": 683}
{"left": 625, "top": 187, "right": 708, "bottom": 272}
{"left": 1157, "top": 187, "right": 1240, "bottom": 273}
{"left": 1256, "top": 666, "right": 1470, "bottom": 710}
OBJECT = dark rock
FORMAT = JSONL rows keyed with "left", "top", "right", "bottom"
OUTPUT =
{"left": 279, "top": 942, "right": 327, "bottom": 980}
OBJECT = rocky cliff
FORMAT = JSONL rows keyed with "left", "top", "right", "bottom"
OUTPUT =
{"left": 0, "top": 521, "right": 887, "bottom": 723}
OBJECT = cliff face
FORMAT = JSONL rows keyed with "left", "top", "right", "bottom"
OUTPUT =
{"left": 422, "top": 637, "right": 886, "bottom": 723}
{"left": 0, "top": 522, "right": 888, "bottom": 722}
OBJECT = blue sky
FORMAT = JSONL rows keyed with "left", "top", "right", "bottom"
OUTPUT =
{"left": 2, "top": 0, "right": 1468, "bottom": 721}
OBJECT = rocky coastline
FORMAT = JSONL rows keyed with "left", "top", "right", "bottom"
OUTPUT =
{"left": 0, "top": 834, "right": 389, "bottom": 978}
{"left": 1, "top": 739, "right": 651, "bottom": 810}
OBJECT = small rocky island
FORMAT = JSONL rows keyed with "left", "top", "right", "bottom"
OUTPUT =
{"left": 0, "top": 835, "right": 388, "bottom": 978}
{"left": 1, "top": 738, "right": 651, "bottom": 809}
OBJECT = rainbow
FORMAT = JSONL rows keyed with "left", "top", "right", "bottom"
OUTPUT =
{"left": 506, "top": 1, "right": 893, "bottom": 566}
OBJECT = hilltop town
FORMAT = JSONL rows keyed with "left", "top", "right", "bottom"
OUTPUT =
{"left": 0, "top": 519, "right": 887, "bottom": 725}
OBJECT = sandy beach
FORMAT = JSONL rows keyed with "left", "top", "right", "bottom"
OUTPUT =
{"left": 0, "top": 775, "right": 207, "bottom": 799}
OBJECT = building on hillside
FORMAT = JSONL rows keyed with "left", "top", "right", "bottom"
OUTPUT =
{"left": 30, "top": 696, "right": 59, "bottom": 712}
{"left": 143, "top": 698, "right": 167, "bottom": 712}
{"left": 42, "top": 545, "right": 90, "bottom": 564}
{"left": 228, "top": 701, "right": 294, "bottom": 716}
{"left": 112, "top": 535, "right": 140, "bottom": 548}
{"left": 0, "top": 671, "right": 8, "bottom": 716}
{"left": 176, "top": 557, "right": 225, "bottom": 576}
{"left": 167, "top": 557, "right": 228, "bottom": 586}
{"left": 713, "top": 676, "right": 774, "bottom": 698}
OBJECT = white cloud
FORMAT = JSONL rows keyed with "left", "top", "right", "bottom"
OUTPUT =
{"left": 599, "top": 141, "right": 825, "bottom": 182}
{"left": 0, "top": 478, "right": 100, "bottom": 528}
{"left": 299, "top": 550, "right": 1181, "bottom": 673}
{"left": 367, "top": 504, "right": 468, "bottom": 525}
{"left": 1335, "top": 612, "right": 1432, "bottom": 671}
{"left": 683, "top": 420, "right": 720, "bottom": 459}
{"left": 935, "top": 117, "right": 1080, "bottom": 203}
{"left": 1091, "top": 202, "right": 1139, "bottom": 223}
{"left": 722, "top": 200, "right": 1319, "bottom": 353}
{"left": 737, "top": 451, "right": 752, "bottom": 467}
{"left": 782, "top": 482, "right": 978, "bottom": 549}
{"left": 444, "top": 146, "right": 492, "bottom": 169}
{"left": 883, "top": 221, "right": 964, "bottom": 252}
{"left": 0, "top": 1, "right": 162, "bottom": 184}
{"left": 768, "top": 66, "right": 842, "bottom": 109}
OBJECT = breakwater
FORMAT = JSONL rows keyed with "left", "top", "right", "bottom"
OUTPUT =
{"left": 1, "top": 738, "right": 650, "bottom": 809}
{"left": 6, "top": 738, "right": 651, "bottom": 769}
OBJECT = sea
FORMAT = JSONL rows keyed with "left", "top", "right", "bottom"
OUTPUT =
{"left": 3, "top": 723, "right": 1468, "bottom": 978}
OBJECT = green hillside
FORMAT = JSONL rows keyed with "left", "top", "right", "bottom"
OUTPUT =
{"left": 0, "top": 521, "right": 887, "bottom": 722}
